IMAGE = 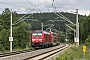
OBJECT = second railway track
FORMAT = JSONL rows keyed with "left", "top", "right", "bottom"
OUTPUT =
{"left": 0, "top": 49, "right": 34, "bottom": 57}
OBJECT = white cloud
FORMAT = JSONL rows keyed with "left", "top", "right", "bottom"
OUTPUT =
{"left": 66, "top": 9, "right": 90, "bottom": 16}
{"left": 16, "top": 8, "right": 26, "bottom": 14}
{"left": 79, "top": 10, "right": 90, "bottom": 16}
{"left": 0, "top": 0, "right": 90, "bottom": 16}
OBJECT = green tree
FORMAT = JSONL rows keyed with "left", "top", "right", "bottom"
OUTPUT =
{"left": 0, "top": 8, "right": 32, "bottom": 51}
{"left": 0, "top": 19, "right": 3, "bottom": 31}
{"left": 0, "top": 8, "right": 18, "bottom": 30}
{"left": 79, "top": 15, "right": 90, "bottom": 44}
{"left": 13, "top": 22, "right": 31, "bottom": 49}
{"left": 85, "top": 35, "right": 90, "bottom": 47}
{"left": 0, "top": 29, "right": 9, "bottom": 50}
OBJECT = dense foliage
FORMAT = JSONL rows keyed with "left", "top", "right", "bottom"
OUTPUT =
{"left": 79, "top": 15, "right": 90, "bottom": 46}
{"left": 0, "top": 8, "right": 32, "bottom": 53}
{"left": 56, "top": 45, "right": 90, "bottom": 60}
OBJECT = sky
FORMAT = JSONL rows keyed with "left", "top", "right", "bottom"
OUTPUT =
{"left": 0, "top": 0, "right": 90, "bottom": 16}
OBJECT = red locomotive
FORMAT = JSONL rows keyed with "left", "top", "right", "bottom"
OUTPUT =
{"left": 31, "top": 30, "right": 60, "bottom": 48}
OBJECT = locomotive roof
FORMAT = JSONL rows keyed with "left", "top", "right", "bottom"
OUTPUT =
{"left": 33, "top": 30, "right": 50, "bottom": 34}
{"left": 50, "top": 32, "right": 57, "bottom": 34}
{"left": 43, "top": 31, "right": 50, "bottom": 34}
{"left": 34, "top": 30, "right": 42, "bottom": 32}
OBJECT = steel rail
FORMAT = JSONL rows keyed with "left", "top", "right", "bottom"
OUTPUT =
{"left": 0, "top": 49, "right": 35, "bottom": 57}
{"left": 23, "top": 44, "right": 70, "bottom": 60}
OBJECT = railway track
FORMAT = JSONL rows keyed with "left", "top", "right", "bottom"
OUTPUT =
{"left": 0, "top": 44, "right": 70, "bottom": 60}
{"left": 23, "top": 44, "right": 70, "bottom": 60}
{"left": 0, "top": 49, "right": 34, "bottom": 57}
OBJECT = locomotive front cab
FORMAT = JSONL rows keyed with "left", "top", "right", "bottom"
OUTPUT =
{"left": 32, "top": 31, "right": 43, "bottom": 43}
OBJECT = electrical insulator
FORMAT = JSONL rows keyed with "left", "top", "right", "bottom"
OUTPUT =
{"left": 52, "top": 4, "right": 53, "bottom": 6}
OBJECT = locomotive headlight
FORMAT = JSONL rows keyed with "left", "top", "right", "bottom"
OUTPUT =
{"left": 39, "top": 39, "right": 42, "bottom": 42}
{"left": 32, "top": 39, "right": 35, "bottom": 42}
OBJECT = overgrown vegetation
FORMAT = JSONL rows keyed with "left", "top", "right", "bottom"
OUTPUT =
{"left": 56, "top": 45, "right": 90, "bottom": 60}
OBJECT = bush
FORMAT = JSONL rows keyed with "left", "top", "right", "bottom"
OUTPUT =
{"left": 0, "top": 44, "right": 5, "bottom": 53}
{"left": 85, "top": 36, "right": 90, "bottom": 48}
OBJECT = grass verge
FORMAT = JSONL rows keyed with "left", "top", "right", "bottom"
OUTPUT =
{"left": 56, "top": 45, "right": 90, "bottom": 60}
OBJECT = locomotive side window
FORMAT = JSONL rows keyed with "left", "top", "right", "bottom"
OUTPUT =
{"left": 52, "top": 34, "right": 56, "bottom": 36}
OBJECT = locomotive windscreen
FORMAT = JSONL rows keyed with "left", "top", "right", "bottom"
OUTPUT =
{"left": 33, "top": 32, "right": 42, "bottom": 36}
